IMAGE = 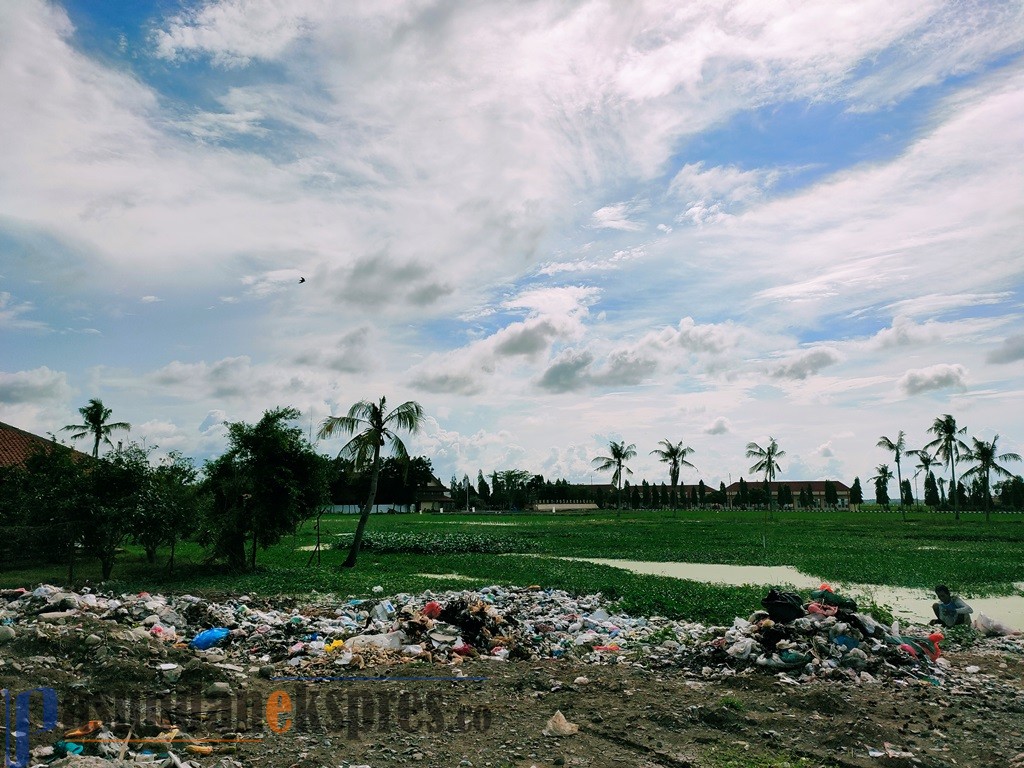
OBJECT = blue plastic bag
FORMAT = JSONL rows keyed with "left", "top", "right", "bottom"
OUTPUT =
{"left": 190, "top": 627, "right": 230, "bottom": 650}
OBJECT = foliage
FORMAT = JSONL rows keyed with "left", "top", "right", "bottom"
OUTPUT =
{"left": 353, "top": 531, "right": 534, "bottom": 554}
{"left": 925, "top": 414, "right": 969, "bottom": 520}
{"left": 961, "top": 435, "right": 1022, "bottom": 522}
{"left": 204, "top": 407, "right": 330, "bottom": 570}
{"left": 592, "top": 440, "right": 637, "bottom": 511}
{"left": 872, "top": 464, "right": 893, "bottom": 505}
{"left": 849, "top": 476, "right": 863, "bottom": 505}
{"left": 62, "top": 398, "right": 131, "bottom": 458}
{"left": 318, "top": 396, "right": 423, "bottom": 567}
{"left": 85, "top": 443, "right": 152, "bottom": 580}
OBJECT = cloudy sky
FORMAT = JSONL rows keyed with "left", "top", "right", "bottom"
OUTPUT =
{"left": 2, "top": 0, "right": 1023, "bottom": 494}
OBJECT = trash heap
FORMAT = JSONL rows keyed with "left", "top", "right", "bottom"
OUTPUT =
{"left": 699, "top": 584, "right": 951, "bottom": 685}
{"left": 0, "top": 582, "right": 978, "bottom": 688}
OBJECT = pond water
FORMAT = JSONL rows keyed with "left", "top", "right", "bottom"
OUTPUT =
{"left": 568, "top": 557, "right": 1024, "bottom": 630}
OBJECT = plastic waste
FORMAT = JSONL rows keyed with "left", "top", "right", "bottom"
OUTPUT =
{"left": 189, "top": 627, "right": 230, "bottom": 650}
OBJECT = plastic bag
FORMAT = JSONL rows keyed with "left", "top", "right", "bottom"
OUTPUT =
{"left": 190, "top": 627, "right": 230, "bottom": 650}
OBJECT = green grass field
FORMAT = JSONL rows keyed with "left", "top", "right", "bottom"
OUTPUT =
{"left": 3, "top": 508, "right": 1022, "bottom": 625}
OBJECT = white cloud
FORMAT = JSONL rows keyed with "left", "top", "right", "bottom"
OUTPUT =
{"left": 771, "top": 348, "right": 842, "bottom": 380}
{"left": 0, "top": 292, "right": 48, "bottom": 331}
{"left": 590, "top": 203, "right": 644, "bottom": 231}
{"left": 0, "top": 367, "right": 70, "bottom": 405}
{"left": 987, "top": 334, "right": 1024, "bottom": 365}
{"left": 140, "top": 295, "right": 162, "bottom": 303}
{"left": 704, "top": 417, "right": 731, "bottom": 435}
{"left": 898, "top": 364, "right": 968, "bottom": 395}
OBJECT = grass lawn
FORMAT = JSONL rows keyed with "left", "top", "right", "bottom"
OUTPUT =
{"left": 2, "top": 508, "right": 1021, "bottom": 625}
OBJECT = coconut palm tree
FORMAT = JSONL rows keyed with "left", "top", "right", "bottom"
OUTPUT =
{"left": 907, "top": 448, "right": 940, "bottom": 507}
{"left": 962, "top": 435, "right": 1022, "bottom": 522}
{"left": 924, "top": 414, "right": 969, "bottom": 521}
{"left": 62, "top": 398, "right": 131, "bottom": 458}
{"left": 746, "top": 437, "right": 785, "bottom": 521}
{"left": 871, "top": 463, "right": 894, "bottom": 505}
{"left": 650, "top": 439, "right": 696, "bottom": 515}
{"left": 877, "top": 431, "right": 907, "bottom": 520}
{"left": 592, "top": 440, "right": 636, "bottom": 513}
{"left": 318, "top": 396, "right": 423, "bottom": 567}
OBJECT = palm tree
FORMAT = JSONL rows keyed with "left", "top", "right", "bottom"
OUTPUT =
{"left": 650, "top": 439, "right": 696, "bottom": 515}
{"left": 924, "top": 414, "right": 969, "bottom": 521}
{"left": 907, "top": 448, "right": 940, "bottom": 507}
{"left": 877, "top": 431, "right": 907, "bottom": 520}
{"left": 318, "top": 396, "right": 424, "bottom": 567}
{"left": 62, "top": 398, "right": 131, "bottom": 458}
{"left": 746, "top": 437, "right": 786, "bottom": 521}
{"left": 962, "top": 435, "right": 1022, "bottom": 522}
{"left": 592, "top": 440, "right": 636, "bottom": 514}
{"left": 871, "top": 463, "right": 894, "bottom": 505}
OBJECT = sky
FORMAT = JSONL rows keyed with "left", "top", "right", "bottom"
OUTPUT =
{"left": 2, "top": 0, "right": 1023, "bottom": 496}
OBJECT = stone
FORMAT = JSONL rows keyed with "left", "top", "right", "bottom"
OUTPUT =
{"left": 205, "top": 682, "right": 233, "bottom": 697}
{"left": 0, "top": 626, "right": 15, "bottom": 643}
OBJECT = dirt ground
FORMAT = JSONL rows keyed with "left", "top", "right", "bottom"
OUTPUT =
{"left": 4, "top": 627, "right": 1024, "bottom": 768}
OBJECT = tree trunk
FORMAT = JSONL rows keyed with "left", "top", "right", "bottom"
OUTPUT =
{"left": 101, "top": 554, "right": 114, "bottom": 581}
{"left": 250, "top": 520, "right": 258, "bottom": 571}
{"left": 896, "top": 459, "right": 906, "bottom": 522}
{"left": 146, "top": 546, "right": 157, "bottom": 564}
{"left": 951, "top": 459, "right": 960, "bottom": 522}
{"left": 344, "top": 445, "right": 381, "bottom": 568}
{"left": 169, "top": 538, "right": 176, "bottom": 573}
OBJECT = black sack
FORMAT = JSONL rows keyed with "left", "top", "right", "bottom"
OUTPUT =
{"left": 761, "top": 589, "right": 806, "bottom": 623}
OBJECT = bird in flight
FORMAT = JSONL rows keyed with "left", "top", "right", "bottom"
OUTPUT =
{"left": 299, "top": 277, "right": 306, "bottom": 283}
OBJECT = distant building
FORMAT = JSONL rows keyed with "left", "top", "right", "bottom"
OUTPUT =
{"left": 415, "top": 474, "right": 453, "bottom": 512}
{"left": 724, "top": 480, "right": 851, "bottom": 508}
{"left": 0, "top": 421, "right": 89, "bottom": 469}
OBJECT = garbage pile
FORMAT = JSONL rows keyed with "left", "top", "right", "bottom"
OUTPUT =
{"left": 700, "top": 584, "right": 952, "bottom": 685}
{"left": 1, "top": 582, "right": 990, "bottom": 687}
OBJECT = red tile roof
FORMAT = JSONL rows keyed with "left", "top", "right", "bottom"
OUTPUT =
{"left": 0, "top": 421, "right": 89, "bottom": 468}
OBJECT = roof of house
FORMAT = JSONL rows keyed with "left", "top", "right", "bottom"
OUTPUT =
{"left": 0, "top": 421, "right": 88, "bottom": 468}
{"left": 725, "top": 480, "right": 851, "bottom": 493}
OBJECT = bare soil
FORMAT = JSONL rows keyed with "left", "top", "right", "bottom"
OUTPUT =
{"left": 4, "top": 628, "right": 1024, "bottom": 768}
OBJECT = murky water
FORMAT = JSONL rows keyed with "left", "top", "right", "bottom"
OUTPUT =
{"left": 568, "top": 557, "right": 1024, "bottom": 629}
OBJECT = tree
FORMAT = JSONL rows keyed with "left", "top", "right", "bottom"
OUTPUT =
{"left": 148, "top": 452, "right": 201, "bottom": 571}
{"left": 824, "top": 480, "right": 839, "bottom": 507}
{"left": 319, "top": 397, "right": 423, "bottom": 568}
{"left": 476, "top": 470, "right": 490, "bottom": 503}
{"left": 877, "top": 431, "right": 908, "bottom": 521}
{"left": 900, "top": 479, "right": 914, "bottom": 506}
{"left": 737, "top": 477, "right": 750, "bottom": 508}
{"left": 650, "top": 440, "right": 696, "bottom": 515}
{"left": 746, "top": 437, "right": 786, "bottom": 521}
{"left": 86, "top": 443, "right": 152, "bottom": 580}
{"left": 777, "top": 484, "right": 793, "bottom": 508}
{"left": 592, "top": 441, "right": 636, "bottom": 513}
{"left": 206, "top": 407, "right": 329, "bottom": 570}
{"left": 908, "top": 448, "right": 940, "bottom": 508}
{"left": 925, "top": 415, "right": 970, "bottom": 520}
{"left": 961, "top": 435, "right": 1023, "bottom": 522}
{"left": 850, "top": 477, "right": 863, "bottom": 506}
{"left": 924, "top": 471, "right": 939, "bottom": 506}
{"left": 62, "top": 398, "right": 131, "bottom": 458}
{"left": 872, "top": 464, "right": 893, "bottom": 505}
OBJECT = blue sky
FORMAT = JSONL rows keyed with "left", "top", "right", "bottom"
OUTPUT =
{"left": 2, "top": 0, "right": 1023, "bottom": 495}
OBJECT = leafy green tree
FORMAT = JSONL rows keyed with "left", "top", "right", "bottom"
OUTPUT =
{"left": 995, "top": 476, "right": 1024, "bottom": 510}
{"left": 62, "top": 398, "right": 131, "bottom": 458}
{"left": 925, "top": 414, "right": 969, "bottom": 520}
{"left": 737, "top": 477, "right": 750, "bottom": 507}
{"left": 824, "top": 481, "right": 839, "bottom": 507}
{"left": 207, "top": 407, "right": 329, "bottom": 570}
{"left": 592, "top": 440, "right": 636, "bottom": 513}
{"left": 319, "top": 397, "right": 423, "bottom": 568}
{"left": 961, "top": 435, "right": 1022, "bottom": 522}
{"left": 777, "top": 484, "right": 793, "bottom": 508}
{"left": 877, "top": 431, "right": 908, "bottom": 520}
{"left": 698, "top": 479, "right": 707, "bottom": 508}
{"left": 900, "top": 479, "right": 914, "bottom": 506}
{"left": 476, "top": 470, "right": 490, "bottom": 502}
{"left": 87, "top": 443, "right": 152, "bottom": 580}
{"left": 650, "top": 440, "right": 696, "bottom": 515}
{"left": 924, "top": 471, "right": 939, "bottom": 506}
{"left": 641, "top": 480, "right": 651, "bottom": 508}
{"left": 140, "top": 451, "right": 201, "bottom": 570}
{"left": 872, "top": 464, "right": 893, "bottom": 505}
{"left": 849, "top": 477, "right": 863, "bottom": 506}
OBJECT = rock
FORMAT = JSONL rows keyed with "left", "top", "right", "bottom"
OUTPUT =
{"left": 543, "top": 710, "right": 579, "bottom": 737}
{"left": 84, "top": 634, "right": 102, "bottom": 647}
{"left": 0, "top": 626, "right": 15, "bottom": 643}
{"left": 205, "top": 682, "right": 233, "bottom": 697}
{"left": 259, "top": 664, "right": 276, "bottom": 679}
